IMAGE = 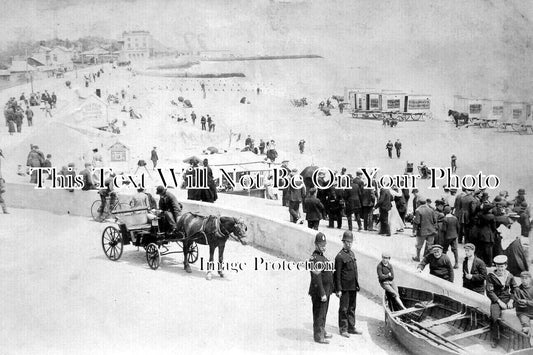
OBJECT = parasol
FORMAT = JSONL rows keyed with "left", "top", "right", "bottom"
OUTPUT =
{"left": 183, "top": 156, "right": 201, "bottom": 164}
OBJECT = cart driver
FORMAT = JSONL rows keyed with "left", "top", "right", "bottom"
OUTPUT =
{"left": 156, "top": 186, "right": 182, "bottom": 234}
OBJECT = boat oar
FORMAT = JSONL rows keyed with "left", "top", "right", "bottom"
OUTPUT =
{"left": 404, "top": 322, "right": 466, "bottom": 353}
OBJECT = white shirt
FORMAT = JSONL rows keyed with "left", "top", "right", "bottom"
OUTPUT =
{"left": 466, "top": 256, "right": 474, "bottom": 274}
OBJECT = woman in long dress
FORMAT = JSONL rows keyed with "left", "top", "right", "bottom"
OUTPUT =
{"left": 389, "top": 188, "right": 406, "bottom": 234}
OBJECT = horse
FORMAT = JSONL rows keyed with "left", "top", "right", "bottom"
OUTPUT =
{"left": 177, "top": 212, "right": 248, "bottom": 280}
{"left": 448, "top": 110, "right": 470, "bottom": 127}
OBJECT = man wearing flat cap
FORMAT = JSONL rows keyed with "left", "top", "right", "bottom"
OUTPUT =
{"left": 417, "top": 244, "right": 454, "bottom": 282}
{"left": 308, "top": 232, "right": 334, "bottom": 344}
{"left": 486, "top": 255, "right": 517, "bottom": 347}
{"left": 304, "top": 187, "right": 325, "bottom": 230}
{"left": 334, "top": 231, "right": 362, "bottom": 337}
{"left": 462, "top": 243, "right": 487, "bottom": 294}
{"left": 513, "top": 271, "right": 533, "bottom": 335}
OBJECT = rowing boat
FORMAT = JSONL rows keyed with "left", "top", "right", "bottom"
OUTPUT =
{"left": 383, "top": 287, "right": 533, "bottom": 354}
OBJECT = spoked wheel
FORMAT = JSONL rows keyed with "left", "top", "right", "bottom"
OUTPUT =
{"left": 91, "top": 200, "right": 104, "bottom": 222}
{"left": 187, "top": 242, "right": 199, "bottom": 264}
{"left": 146, "top": 243, "right": 160, "bottom": 270}
{"left": 111, "top": 202, "right": 129, "bottom": 214}
{"left": 102, "top": 226, "right": 123, "bottom": 261}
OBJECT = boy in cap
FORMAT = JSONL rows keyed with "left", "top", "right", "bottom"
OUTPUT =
{"left": 308, "top": 232, "right": 334, "bottom": 344}
{"left": 486, "top": 255, "right": 517, "bottom": 347}
{"left": 377, "top": 252, "right": 405, "bottom": 309}
{"left": 334, "top": 231, "right": 362, "bottom": 337}
{"left": 441, "top": 205, "right": 460, "bottom": 268}
{"left": 462, "top": 243, "right": 487, "bottom": 295}
{"left": 514, "top": 271, "right": 533, "bottom": 335}
{"left": 416, "top": 245, "right": 454, "bottom": 282}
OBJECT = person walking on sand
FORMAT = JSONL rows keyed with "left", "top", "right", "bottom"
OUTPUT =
{"left": 386, "top": 140, "right": 393, "bottom": 159}
{"left": 151, "top": 147, "right": 159, "bottom": 170}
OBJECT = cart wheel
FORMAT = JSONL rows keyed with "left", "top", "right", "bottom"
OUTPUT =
{"left": 187, "top": 242, "right": 199, "bottom": 264}
{"left": 412, "top": 114, "right": 421, "bottom": 121}
{"left": 91, "top": 200, "right": 103, "bottom": 222}
{"left": 146, "top": 243, "right": 160, "bottom": 270}
{"left": 102, "top": 226, "right": 123, "bottom": 261}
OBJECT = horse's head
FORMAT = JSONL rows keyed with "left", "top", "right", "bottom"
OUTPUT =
{"left": 229, "top": 217, "right": 248, "bottom": 245}
{"left": 448, "top": 109, "right": 453, "bottom": 116}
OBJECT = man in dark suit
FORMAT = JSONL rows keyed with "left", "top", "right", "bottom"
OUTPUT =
{"left": 412, "top": 198, "right": 437, "bottom": 261}
{"left": 335, "top": 231, "right": 362, "bottom": 337}
{"left": 386, "top": 140, "right": 393, "bottom": 159}
{"left": 279, "top": 160, "right": 291, "bottom": 207}
{"left": 458, "top": 189, "right": 478, "bottom": 244}
{"left": 375, "top": 187, "right": 392, "bottom": 236}
{"left": 304, "top": 187, "right": 325, "bottom": 230}
{"left": 344, "top": 172, "right": 364, "bottom": 231}
{"left": 288, "top": 169, "right": 306, "bottom": 223}
{"left": 150, "top": 147, "right": 159, "bottom": 170}
{"left": 462, "top": 243, "right": 487, "bottom": 294}
{"left": 309, "top": 232, "right": 334, "bottom": 344}
{"left": 361, "top": 182, "right": 376, "bottom": 231}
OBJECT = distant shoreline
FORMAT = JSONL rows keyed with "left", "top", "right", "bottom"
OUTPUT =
{"left": 203, "top": 54, "right": 323, "bottom": 62}
{"left": 136, "top": 71, "right": 246, "bottom": 78}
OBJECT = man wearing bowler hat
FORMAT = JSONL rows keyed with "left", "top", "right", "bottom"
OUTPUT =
{"left": 417, "top": 244, "right": 454, "bottom": 282}
{"left": 335, "top": 231, "right": 362, "bottom": 337}
{"left": 308, "top": 232, "right": 334, "bottom": 344}
{"left": 462, "top": 243, "right": 487, "bottom": 294}
{"left": 486, "top": 255, "right": 517, "bottom": 347}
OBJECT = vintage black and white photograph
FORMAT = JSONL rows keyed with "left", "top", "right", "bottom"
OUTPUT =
{"left": 1, "top": 0, "right": 532, "bottom": 354}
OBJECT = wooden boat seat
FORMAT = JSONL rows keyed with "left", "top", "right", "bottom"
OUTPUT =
{"left": 419, "top": 312, "right": 469, "bottom": 328}
{"left": 391, "top": 303, "right": 436, "bottom": 317}
{"left": 446, "top": 325, "right": 490, "bottom": 341}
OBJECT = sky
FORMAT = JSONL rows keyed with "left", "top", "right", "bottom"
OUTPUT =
{"left": 1, "top": 0, "right": 532, "bottom": 99}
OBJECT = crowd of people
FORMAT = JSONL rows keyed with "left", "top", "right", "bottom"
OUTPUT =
{"left": 83, "top": 68, "right": 105, "bottom": 88}
{"left": 3, "top": 90, "right": 58, "bottom": 135}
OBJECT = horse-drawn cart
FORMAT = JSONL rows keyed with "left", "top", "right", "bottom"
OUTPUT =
{"left": 101, "top": 208, "right": 199, "bottom": 270}
{"left": 102, "top": 209, "right": 248, "bottom": 277}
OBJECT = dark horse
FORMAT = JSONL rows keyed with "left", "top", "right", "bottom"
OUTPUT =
{"left": 177, "top": 212, "right": 248, "bottom": 279}
{"left": 448, "top": 109, "right": 470, "bottom": 127}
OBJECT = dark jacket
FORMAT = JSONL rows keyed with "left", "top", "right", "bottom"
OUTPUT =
{"left": 288, "top": 183, "right": 306, "bottom": 202}
{"left": 486, "top": 271, "right": 517, "bottom": 304}
{"left": 344, "top": 178, "right": 363, "bottom": 211}
{"left": 334, "top": 248, "right": 360, "bottom": 292}
{"left": 442, "top": 214, "right": 460, "bottom": 240}
{"left": 304, "top": 196, "right": 325, "bottom": 221}
{"left": 159, "top": 191, "right": 182, "bottom": 218}
{"left": 375, "top": 188, "right": 392, "bottom": 211}
{"left": 513, "top": 284, "right": 533, "bottom": 315}
{"left": 462, "top": 256, "right": 487, "bottom": 294}
{"left": 394, "top": 192, "right": 407, "bottom": 213}
{"left": 419, "top": 254, "right": 454, "bottom": 282}
{"left": 308, "top": 250, "right": 334, "bottom": 298}
{"left": 80, "top": 168, "right": 95, "bottom": 190}
{"left": 377, "top": 261, "right": 394, "bottom": 283}
{"left": 361, "top": 186, "right": 375, "bottom": 207}
{"left": 151, "top": 150, "right": 158, "bottom": 161}
{"left": 414, "top": 204, "right": 437, "bottom": 236}
{"left": 458, "top": 194, "right": 477, "bottom": 224}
